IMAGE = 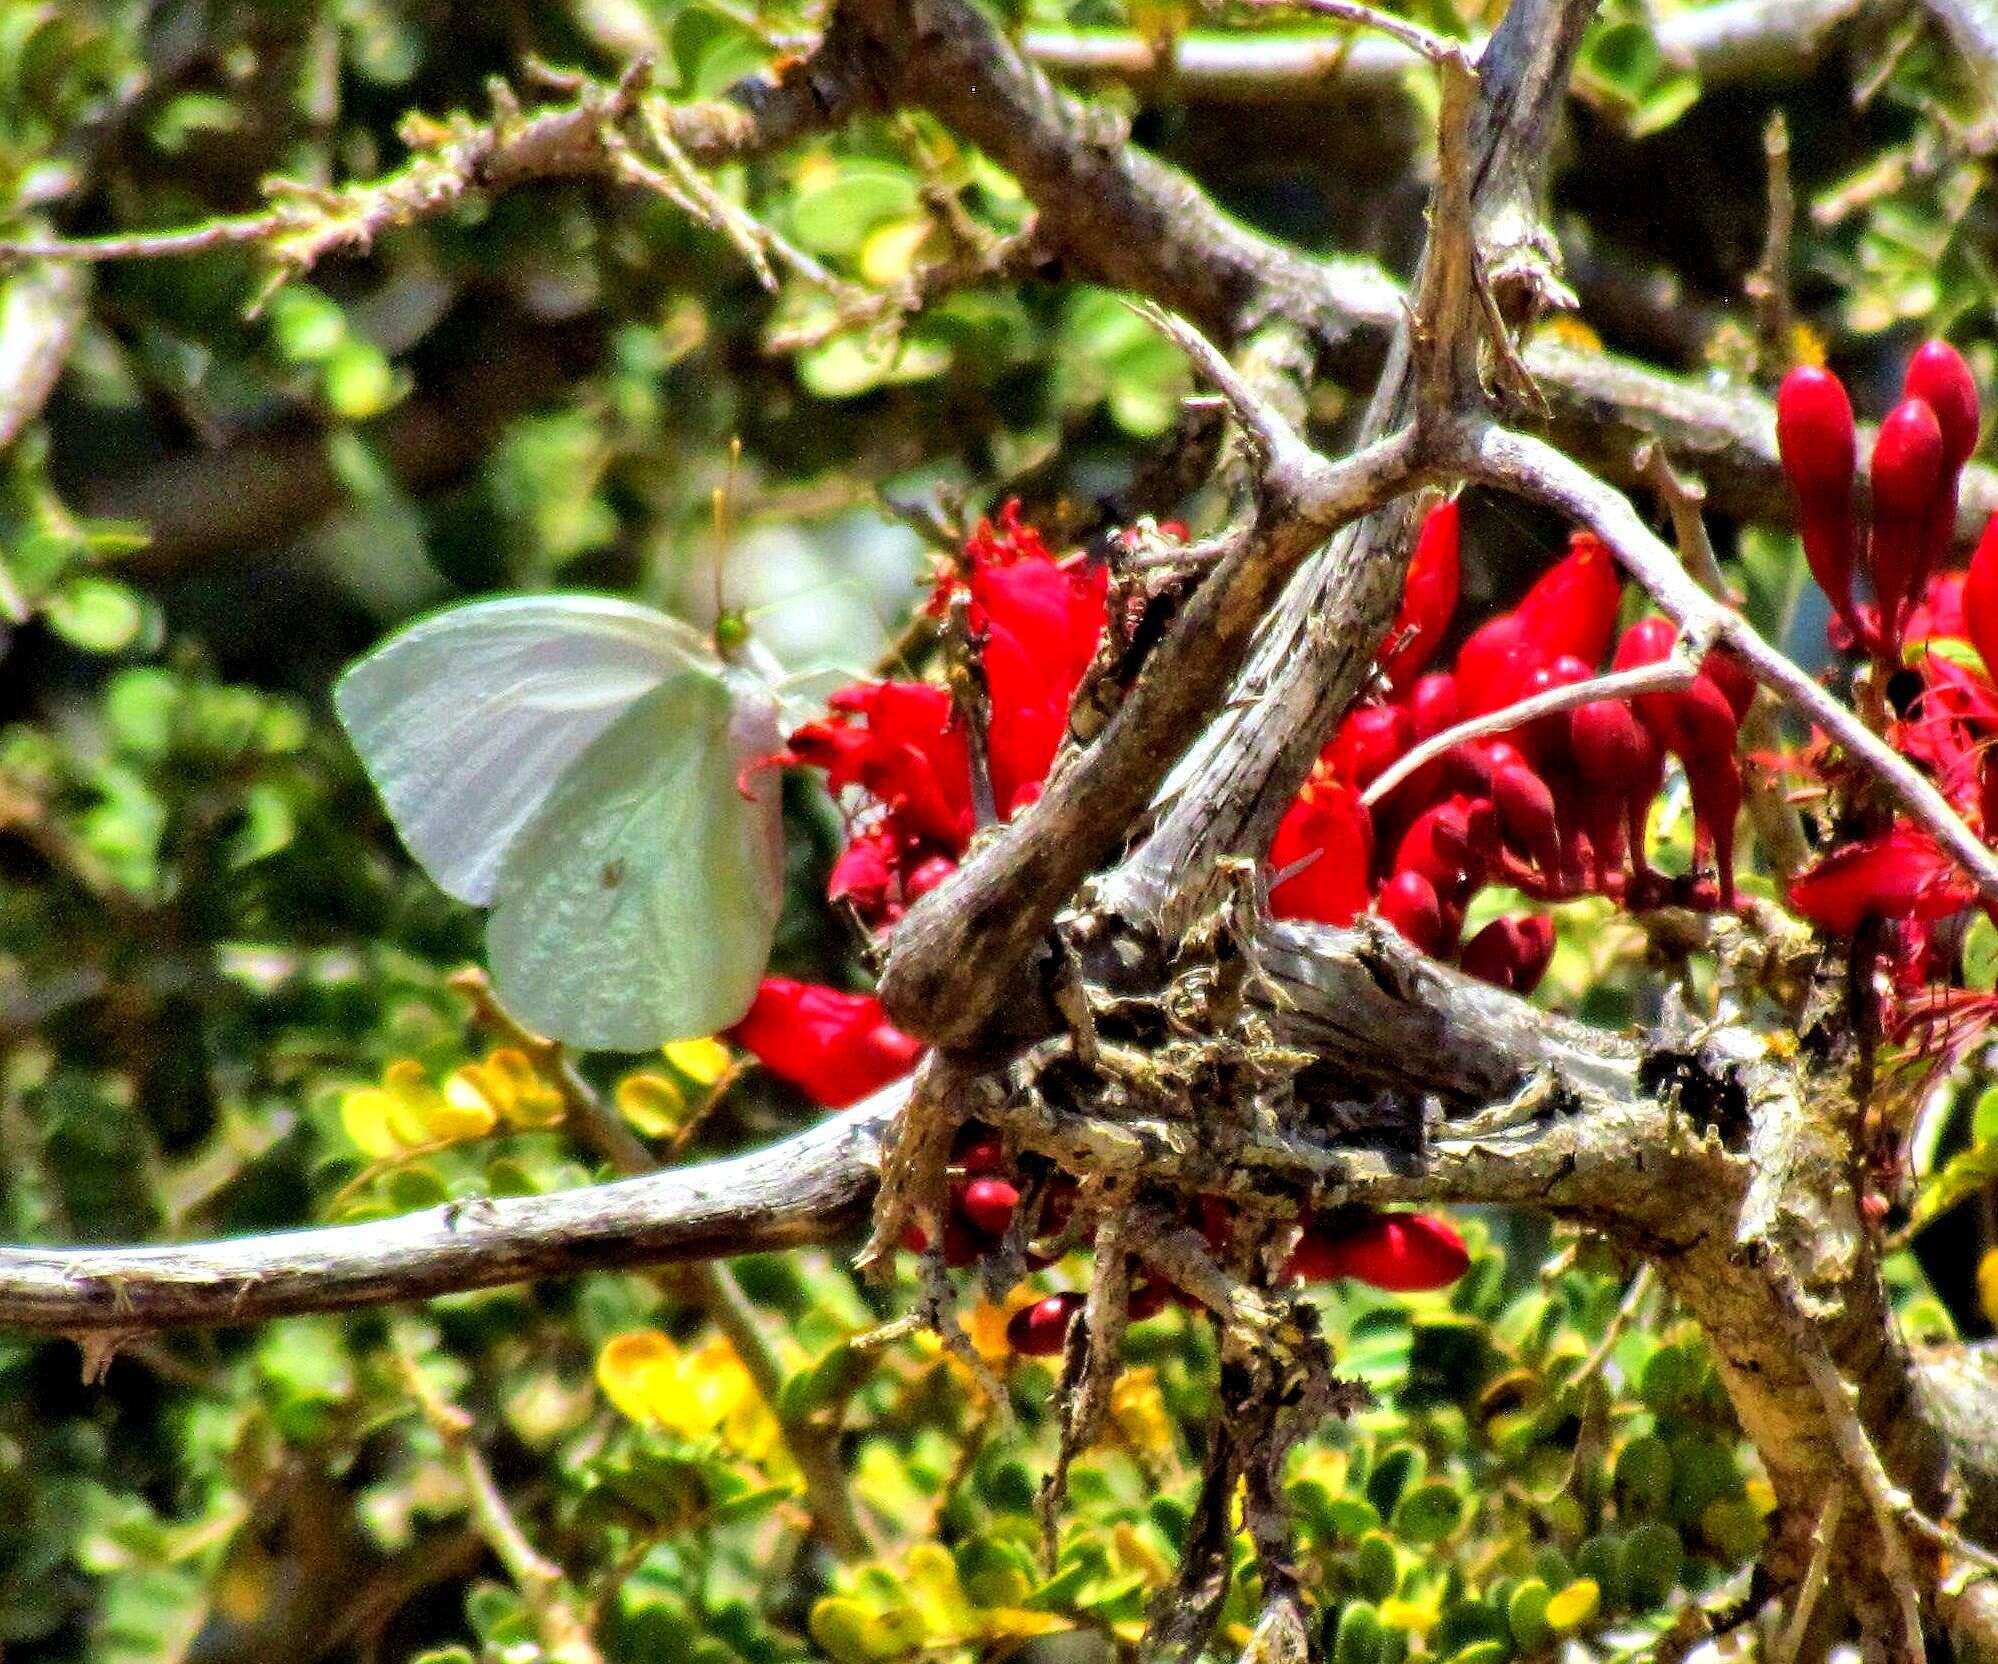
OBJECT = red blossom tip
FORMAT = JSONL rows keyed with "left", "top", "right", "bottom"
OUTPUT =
{"left": 1286, "top": 1210, "right": 1471, "bottom": 1291}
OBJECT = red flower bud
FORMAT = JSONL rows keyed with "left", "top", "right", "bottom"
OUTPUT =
{"left": 1456, "top": 613, "right": 1536, "bottom": 717}
{"left": 1328, "top": 703, "right": 1412, "bottom": 791}
{"left": 1777, "top": 365, "right": 1859, "bottom": 628}
{"left": 901, "top": 1217, "right": 989, "bottom": 1267}
{"left": 1905, "top": 339, "right": 1979, "bottom": 591}
{"left": 1407, "top": 672, "right": 1460, "bottom": 740}
{"left": 1869, "top": 396, "right": 1946, "bottom": 657}
{"left": 1383, "top": 500, "right": 1462, "bottom": 691}
{"left": 1966, "top": 514, "right": 1998, "bottom": 683}
{"left": 955, "top": 1131, "right": 1006, "bottom": 1174}
{"left": 1683, "top": 745, "right": 1743, "bottom": 908}
{"left": 1459, "top": 914, "right": 1556, "bottom": 996}
{"left": 1286, "top": 1211, "right": 1471, "bottom": 1292}
{"left": 1007, "top": 1291, "right": 1085, "bottom": 1357}
{"left": 1493, "top": 759, "right": 1563, "bottom": 880}
{"left": 1376, "top": 868, "right": 1447, "bottom": 956}
{"left": 1394, "top": 796, "right": 1491, "bottom": 900}
{"left": 1700, "top": 649, "right": 1756, "bottom": 725}
{"left": 1905, "top": 339, "right": 1979, "bottom": 469}
{"left": 1569, "top": 697, "right": 1650, "bottom": 883}
{"left": 959, "top": 1177, "right": 1021, "bottom": 1238}
{"left": 1788, "top": 823, "right": 1975, "bottom": 934}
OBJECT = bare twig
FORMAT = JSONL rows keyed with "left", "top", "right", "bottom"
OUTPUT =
{"left": 0, "top": 42, "right": 870, "bottom": 292}
{"left": 1232, "top": 0, "right": 1457, "bottom": 65}
{"left": 398, "top": 1343, "right": 604, "bottom": 1663}
{"left": 0, "top": 259, "right": 86, "bottom": 452}
{"left": 1360, "top": 658, "right": 1701, "bottom": 809}
{"left": 1567, "top": 1263, "right": 1658, "bottom": 1398}
{"left": 0, "top": 1092, "right": 897, "bottom": 1331}
{"left": 1745, "top": 111, "right": 1796, "bottom": 363}
{"left": 1763, "top": 1258, "right": 1927, "bottom": 1664}
{"left": 1773, "top": 1485, "right": 1846, "bottom": 1664}
{"left": 1014, "top": 0, "right": 1866, "bottom": 103}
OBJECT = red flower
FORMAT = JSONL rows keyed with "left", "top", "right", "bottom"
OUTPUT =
{"left": 1516, "top": 530, "right": 1622, "bottom": 669}
{"left": 1777, "top": 364, "right": 1860, "bottom": 635}
{"left": 1903, "top": 339, "right": 1979, "bottom": 595}
{"left": 1967, "top": 515, "right": 1998, "bottom": 684}
{"left": 1286, "top": 1210, "right": 1471, "bottom": 1291}
{"left": 1328, "top": 703, "right": 1411, "bottom": 791}
{"left": 1270, "top": 771, "right": 1375, "bottom": 925}
{"left": 970, "top": 545, "right": 1110, "bottom": 816}
{"left": 1787, "top": 825, "right": 1975, "bottom": 935}
{"left": 1382, "top": 500, "right": 1461, "bottom": 692}
{"left": 788, "top": 681, "right": 973, "bottom": 854}
{"left": 731, "top": 977, "right": 923, "bottom": 1107}
{"left": 1869, "top": 396, "right": 1945, "bottom": 657}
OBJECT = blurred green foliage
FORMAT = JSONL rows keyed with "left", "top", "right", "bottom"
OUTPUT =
{"left": 3, "top": 0, "right": 1994, "bottom": 1657}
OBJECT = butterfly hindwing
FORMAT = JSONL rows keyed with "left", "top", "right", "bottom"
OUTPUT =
{"left": 485, "top": 663, "right": 784, "bottom": 1049}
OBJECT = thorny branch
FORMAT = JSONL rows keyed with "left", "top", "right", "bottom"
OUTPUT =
{"left": 1460, "top": 422, "right": 1998, "bottom": 912}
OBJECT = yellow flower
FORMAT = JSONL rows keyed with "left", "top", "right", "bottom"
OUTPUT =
{"left": 1111, "top": 1521, "right": 1173, "bottom": 1587}
{"left": 1110, "top": 1367, "right": 1173, "bottom": 1455}
{"left": 340, "top": 1058, "right": 489, "bottom": 1157}
{"left": 860, "top": 216, "right": 934, "bottom": 287}
{"left": 1979, "top": 1247, "right": 1998, "bottom": 1328}
{"left": 595, "top": 1329, "right": 779, "bottom": 1459}
{"left": 615, "top": 1073, "right": 687, "bottom": 1138}
{"left": 1379, "top": 1596, "right": 1440, "bottom": 1635}
{"left": 664, "top": 1036, "right": 732, "bottom": 1086}
{"left": 476, "top": 1048, "right": 565, "bottom": 1128}
{"left": 964, "top": 1289, "right": 1040, "bottom": 1365}
{"left": 433, "top": 1068, "right": 502, "bottom": 1141}
{"left": 1790, "top": 320, "right": 1828, "bottom": 369}
{"left": 1540, "top": 313, "right": 1602, "bottom": 353}
{"left": 1545, "top": 1578, "right": 1601, "bottom": 1631}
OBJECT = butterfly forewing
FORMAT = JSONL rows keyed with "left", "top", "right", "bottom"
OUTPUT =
{"left": 333, "top": 596, "right": 712, "bottom": 905}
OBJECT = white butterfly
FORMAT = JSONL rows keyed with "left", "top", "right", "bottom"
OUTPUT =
{"left": 335, "top": 596, "right": 784, "bottom": 1051}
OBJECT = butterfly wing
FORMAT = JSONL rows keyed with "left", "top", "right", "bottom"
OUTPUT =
{"left": 334, "top": 596, "right": 711, "bottom": 905}
{"left": 485, "top": 663, "right": 785, "bottom": 1049}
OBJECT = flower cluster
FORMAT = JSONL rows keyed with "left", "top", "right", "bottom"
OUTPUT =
{"left": 731, "top": 504, "right": 1476, "bottom": 1316}
{"left": 715, "top": 333, "right": 1998, "bottom": 1332}
{"left": 1272, "top": 499, "right": 1757, "bottom": 980}
{"left": 1773, "top": 341, "right": 1998, "bottom": 1014}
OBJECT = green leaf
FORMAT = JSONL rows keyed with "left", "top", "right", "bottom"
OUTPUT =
{"left": 1332, "top": 1602, "right": 1385, "bottom": 1664}
{"left": 1915, "top": 1140, "right": 1998, "bottom": 1226}
{"left": 45, "top": 577, "right": 147, "bottom": 653}
{"left": 1508, "top": 1578, "right": 1552, "bottom": 1651}
{"left": 1391, "top": 1479, "right": 1466, "bottom": 1546}
{"left": 790, "top": 165, "right": 921, "bottom": 257}
{"left": 1622, "top": 1521, "right": 1684, "bottom": 1609}
{"left": 1965, "top": 914, "right": 1998, "bottom": 992}
{"left": 1974, "top": 1083, "right": 1998, "bottom": 1142}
